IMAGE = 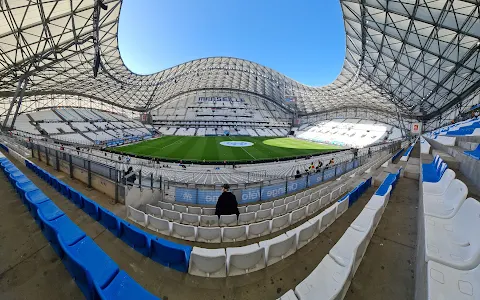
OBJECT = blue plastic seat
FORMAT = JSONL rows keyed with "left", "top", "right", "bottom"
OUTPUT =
{"left": 59, "top": 236, "right": 119, "bottom": 300}
{"left": 10, "top": 173, "right": 30, "bottom": 184}
{"left": 348, "top": 187, "right": 359, "bottom": 206}
{"left": 98, "top": 207, "right": 120, "bottom": 236}
{"left": 464, "top": 145, "right": 480, "bottom": 160}
{"left": 59, "top": 182, "right": 70, "bottom": 198}
{"left": 150, "top": 237, "right": 192, "bottom": 273}
{"left": 25, "top": 189, "right": 50, "bottom": 219}
{"left": 15, "top": 181, "right": 38, "bottom": 203}
{"left": 69, "top": 188, "right": 83, "bottom": 208}
{"left": 119, "top": 220, "right": 151, "bottom": 256}
{"left": 40, "top": 213, "right": 85, "bottom": 257}
{"left": 94, "top": 270, "right": 159, "bottom": 300}
{"left": 82, "top": 196, "right": 99, "bottom": 220}
{"left": 375, "top": 173, "right": 396, "bottom": 196}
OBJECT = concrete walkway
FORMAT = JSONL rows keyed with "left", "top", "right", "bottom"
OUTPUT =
{"left": 0, "top": 167, "right": 83, "bottom": 300}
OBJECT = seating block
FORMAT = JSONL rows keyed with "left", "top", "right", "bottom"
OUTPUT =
{"left": 188, "top": 247, "right": 226, "bottom": 278}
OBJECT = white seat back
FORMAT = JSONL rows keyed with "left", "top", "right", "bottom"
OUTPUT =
{"left": 423, "top": 169, "right": 455, "bottom": 196}
{"left": 147, "top": 215, "right": 171, "bottom": 235}
{"left": 172, "top": 223, "right": 196, "bottom": 241}
{"left": 202, "top": 207, "right": 216, "bottom": 215}
{"left": 320, "top": 206, "right": 336, "bottom": 232}
{"left": 238, "top": 212, "right": 256, "bottom": 225}
{"left": 255, "top": 209, "right": 272, "bottom": 222}
{"left": 274, "top": 199, "right": 285, "bottom": 207}
{"left": 220, "top": 214, "right": 238, "bottom": 226}
{"left": 146, "top": 204, "right": 162, "bottom": 217}
{"left": 173, "top": 204, "right": 188, "bottom": 213}
{"left": 247, "top": 204, "right": 260, "bottom": 212}
{"left": 320, "top": 194, "right": 330, "bottom": 208}
{"left": 163, "top": 209, "right": 181, "bottom": 222}
{"left": 189, "top": 247, "right": 226, "bottom": 277}
{"left": 307, "top": 199, "right": 320, "bottom": 215}
{"left": 196, "top": 226, "right": 222, "bottom": 243}
{"left": 222, "top": 225, "right": 247, "bottom": 242}
{"left": 335, "top": 197, "right": 349, "bottom": 218}
{"left": 127, "top": 206, "right": 147, "bottom": 226}
{"left": 285, "top": 195, "right": 295, "bottom": 204}
{"left": 299, "top": 196, "right": 310, "bottom": 207}
{"left": 226, "top": 244, "right": 266, "bottom": 276}
{"left": 247, "top": 220, "right": 271, "bottom": 238}
{"left": 271, "top": 214, "right": 290, "bottom": 233}
{"left": 260, "top": 202, "right": 273, "bottom": 210}
{"left": 188, "top": 206, "right": 202, "bottom": 215}
{"left": 273, "top": 204, "right": 287, "bottom": 217}
{"left": 260, "top": 234, "right": 297, "bottom": 266}
{"left": 158, "top": 201, "right": 173, "bottom": 210}
{"left": 181, "top": 213, "right": 200, "bottom": 225}
{"left": 238, "top": 206, "right": 247, "bottom": 214}
{"left": 200, "top": 215, "right": 219, "bottom": 227}
{"left": 286, "top": 200, "right": 300, "bottom": 212}
{"left": 290, "top": 206, "right": 307, "bottom": 224}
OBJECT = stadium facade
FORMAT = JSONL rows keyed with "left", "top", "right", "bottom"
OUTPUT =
{"left": 0, "top": 0, "right": 479, "bottom": 131}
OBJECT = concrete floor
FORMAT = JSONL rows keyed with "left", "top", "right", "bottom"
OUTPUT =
{"left": 2, "top": 151, "right": 388, "bottom": 300}
{"left": 0, "top": 168, "right": 83, "bottom": 300}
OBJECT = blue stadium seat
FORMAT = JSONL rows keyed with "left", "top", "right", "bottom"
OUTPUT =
{"left": 15, "top": 181, "right": 38, "bottom": 203}
{"left": 464, "top": 145, "right": 480, "bottom": 160}
{"left": 150, "top": 237, "right": 192, "bottom": 273}
{"left": 348, "top": 186, "right": 359, "bottom": 205}
{"left": 59, "top": 181, "right": 70, "bottom": 198}
{"left": 365, "top": 177, "right": 372, "bottom": 189}
{"left": 82, "top": 196, "right": 99, "bottom": 220}
{"left": 94, "top": 270, "right": 159, "bottom": 300}
{"left": 69, "top": 188, "right": 83, "bottom": 208}
{"left": 59, "top": 236, "right": 119, "bottom": 300}
{"left": 98, "top": 207, "right": 121, "bottom": 236}
{"left": 375, "top": 174, "right": 396, "bottom": 196}
{"left": 10, "top": 173, "right": 30, "bottom": 184}
{"left": 50, "top": 177, "right": 61, "bottom": 191}
{"left": 39, "top": 211, "right": 85, "bottom": 257}
{"left": 119, "top": 220, "right": 151, "bottom": 256}
{"left": 25, "top": 189, "right": 50, "bottom": 219}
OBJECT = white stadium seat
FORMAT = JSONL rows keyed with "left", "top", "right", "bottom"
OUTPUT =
{"left": 238, "top": 206, "right": 247, "bottom": 214}
{"left": 146, "top": 204, "right": 163, "bottom": 217}
{"left": 320, "top": 194, "right": 330, "bottom": 208}
{"left": 200, "top": 215, "right": 219, "bottom": 227}
{"left": 273, "top": 204, "right": 287, "bottom": 217}
{"left": 247, "top": 204, "right": 261, "bottom": 213}
{"left": 189, "top": 247, "right": 227, "bottom": 278}
{"left": 329, "top": 227, "right": 370, "bottom": 277}
{"left": 285, "top": 196, "right": 295, "bottom": 204}
{"left": 290, "top": 206, "right": 307, "bottom": 224}
{"left": 173, "top": 204, "right": 188, "bottom": 213}
{"left": 247, "top": 220, "right": 271, "bottom": 239}
{"left": 196, "top": 226, "right": 222, "bottom": 243}
{"left": 220, "top": 214, "right": 238, "bottom": 226}
{"left": 163, "top": 210, "right": 181, "bottom": 222}
{"left": 226, "top": 244, "right": 266, "bottom": 276}
{"left": 147, "top": 215, "right": 171, "bottom": 235}
{"left": 423, "top": 179, "right": 468, "bottom": 219}
{"left": 260, "top": 202, "right": 274, "bottom": 210}
{"left": 158, "top": 201, "right": 173, "bottom": 210}
{"left": 274, "top": 199, "right": 285, "bottom": 207}
{"left": 127, "top": 206, "right": 147, "bottom": 226}
{"left": 286, "top": 219, "right": 319, "bottom": 250}
{"left": 172, "top": 223, "right": 196, "bottom": 241}
{"left": 427, "top": 260, "right": 480, "bottom": 300}
{"left": 286, "top": 200, "right": 300, "bottom": 213}
{"left": 351, "top": 207, "right": 380, "bottom": 237}
{"left": 334, "top": 197, "right": 349, "bottom": 218}
{"left": 295, "top": 254, "right": 351, "bottom": 300}
{"left": 278, "top": 289, "right": 298, "bottom": 300}
{"left": 256, "top": 209, "right": 272, "bottom": 222}
{"left": 319, "top": 206, "right": 336, "bottom": 233}
{"left": 188, "top": 206, "right": 202, "bottom": 215}
{"left": 299, "top": 196, "right": 310, "bottom": 207}
{"left": 222, "top": 225, "right": 247, "bottom": 242}
{"left": 306, "top": 199, "right": 320, "bottom": 215}
{"left": 423, "top": 169, "right": 456, "bottom": 196}
{"left": 425, "top": 198, "right": 480, "bottom": 270}
{"left": 202, "top": 208, "right": 216, "bottom": 215}
{"left": 238, "top": 212, "right": 256, "bottom": 225}
{"left": 260, "top": 233, "right": 297, "bottom": 266}
{"left": 271, "top": 214, "right": 290, "bottom": 233}
{"left": 181, "top": 213, "right": 200, "bottom": 226}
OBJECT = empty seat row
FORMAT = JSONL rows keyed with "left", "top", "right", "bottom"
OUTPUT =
{"left": 420, "top": 137, "right": 431, "bottom": 154}
{"left": 23, "top": 159, "right": 193, "bottom": 275}
{"left": 0, "top": 154, "right": 158, "bottom": 300}
{"left": 281, "top": 171, "right": 398, "bottom": 299}
{"left": 131, "top": 182, "right": 361, "bottom": 243}
{"left": 420, "top": 157, "right": 480, "bottom": 299}
{"left": 186, "top": 177, "right": 374, "bottom": 278}
{"left": 400, "top": 140, "right": 416, "bottom": 161}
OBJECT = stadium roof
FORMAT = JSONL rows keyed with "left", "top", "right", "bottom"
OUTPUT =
{"left": 0, "top": 0, "right": 479, "bottom": 120}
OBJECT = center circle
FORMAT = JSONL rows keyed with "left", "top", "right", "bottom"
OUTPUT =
{"left": 220, "top": 141, "right": 254, "bottom": 147}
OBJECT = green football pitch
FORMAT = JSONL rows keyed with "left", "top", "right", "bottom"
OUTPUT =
{"left": 111, "top": 136, "right": 343, "bottom": 163}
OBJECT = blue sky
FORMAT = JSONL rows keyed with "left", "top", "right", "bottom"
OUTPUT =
{"left": 118, "top": 0, "right": 345, "bottom": 86}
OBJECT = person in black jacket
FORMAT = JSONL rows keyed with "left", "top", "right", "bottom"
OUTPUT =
{"left": 215, "top": 184, "right": 239, "bottom": 218}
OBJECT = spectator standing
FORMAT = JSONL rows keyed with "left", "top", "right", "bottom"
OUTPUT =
{"left": 215, "top": 184, "right": 239, "bottom": 218}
